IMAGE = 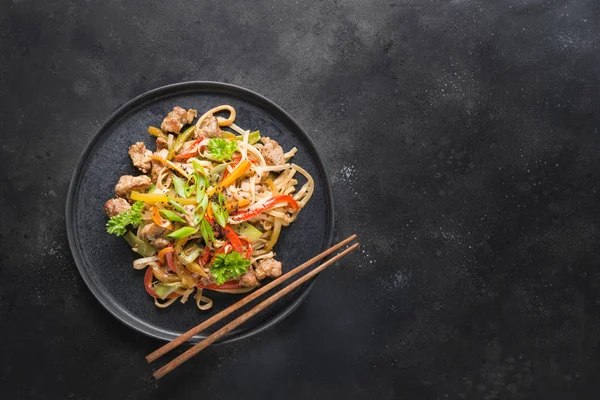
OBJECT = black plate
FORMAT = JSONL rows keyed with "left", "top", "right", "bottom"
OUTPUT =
{"left": 66, "top": 82, "right": 334, "bottom": 344}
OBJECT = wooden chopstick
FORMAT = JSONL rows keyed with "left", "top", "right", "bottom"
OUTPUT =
{"left": 153, "top": 241, "right": 359, "bottom": 379}
{"left": 146, "top": 234, "right": 357, "bottom": 363}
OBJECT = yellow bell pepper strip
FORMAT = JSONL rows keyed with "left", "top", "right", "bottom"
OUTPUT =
{"left": 167, "top": 125, "right": 195, "bottom": 160}
{"left": 222, "top": 132, "right": 237, "bottom": 140}
{"left": 185, "top": 261, "right": 208, "bottom": 277}
{"left": 148, "top": 126, "right": 167, "bottom": 139}
{"left": 206, "top": 159, "right": 252, "bottom": 197}
{"left": 151, "top": 206, "right": 172, "bottom": 229}
{"left": 266, "top": 178, "right": 278, "bottom": 195}
{"left": 130, "top": 191, "right": 197, "bottom": 205}
{"left": 226, "top": 199, "right": 251, "bottom": 213}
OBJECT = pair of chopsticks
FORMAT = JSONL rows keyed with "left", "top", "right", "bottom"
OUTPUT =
{"left": 146, "top": 234, "right": 359, "bottom": 379}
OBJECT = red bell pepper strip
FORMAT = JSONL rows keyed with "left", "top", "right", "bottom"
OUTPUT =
{"left": 173, "top": 138, "right": 204, "bottom": 160}
{"left": 198, "top": 246, "right": 211, "bottom": 266}
{"left": 231, "top": 195, "right": 299, "bottom": 222}
{"left": 224, "top": 225, "right": 244, "bottom": 254}
{"left": 165, "top": 250, "right": 175, "bottom": 273}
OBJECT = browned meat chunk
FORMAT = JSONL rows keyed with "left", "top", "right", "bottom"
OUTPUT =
{"left": 115, "top": 175, "right": 152, "bottom": 198}
{"left": 140, "top": 223, "right": 167, "bottom": 242}
{"left": 160, "top": 106, "right": 197, "bottom": 133}
{"left": 151, "top": 148, "right": 169, "bottom": 181}
{"left": 239, "top": 271, "right": 259, "bottom": 287}
{"left": 104, "top": 198, "right": 131, "bottom": 217}
{"left": 128, "top": 142, "right": 152, "bottom": 173}
{"left": 151, "top": 238, "right": 171, "bottom": 249}
{"left": 254, "top": 258, "right": 283, "bottom": 280}
{"left": 194, "top": 115, "right": 222, "bottom": 139}
{"left": 259, "top": 138, "right": 285, "bottom": 166}
{"left": 156, "top": 135, "right": 168, "bottom": 150}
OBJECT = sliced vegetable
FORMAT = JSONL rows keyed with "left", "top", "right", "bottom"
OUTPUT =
{"left": 123, "top": 230, "right": 157, "bottom": 257}
{"left": 151, "top": 206, "right": 172, "bottom": 229}
{"left": 167, "top": 125, "right": 195, "bottom": 160}
{"left": 209, "top": 251, "right": 250, "bottom": 285}
{"left": 178, "top": 244, "right": 202, "bottom": 265}
{"left": 226, "top": 199, "right": 251, "bottom": 213}
{"left": 231, "top": 195, "right": 299, "bottom": 222}
{"left": 236, "top": 130, "right": 261, "bottom": 145}
{"left": 157, "top": 246, "right": 174, "bottom": 264}
{"left": 167, "top": 226, "right": 198, "bottom": 240}
{"left": 106, "top": 201, "right": 145, "bottom": 236}
{"left": 159, "top": 209, "right": 186, "bottom": 223}
{"left": 147, "top": 183, "right": 157, "bottom": 193}
{"left": 174, "top": 138, "right": 203, "bottom": 160}
{"left": 200, "top": 218, "right": 215, "bottom": 245}
{"left": 221, "top": 159, "right": 252, "bottom": 188}
{"left": 206, "top": 159, "right": 252, "bottom": 197}
{"left": 224, "top": 225, "right": 244, "bottom": 254}
{"left": 168, "top": 197, "right": 187, "bottom": 213}
{"left": 191, "top": 159, "right": 207, "bottom": 176}
{"left": 211, "top": 192, "right": 229, "bottom": 227}
{"left": 233, "top": 222, "right": 263, "bottom": 242}
{"left": 148, "top": 126, "right": 166, "bottom": 138}
{"left": 144, "top": 267, "right": 179, "bottom": 299}
{"left": 172, "top": 175, "right": 186, "bottom": 198}
{"left": 153, "top": 283, "right": 179, "bottom": 300}
{"left": 198, "top": 246, "right": 211, "bottom": 266}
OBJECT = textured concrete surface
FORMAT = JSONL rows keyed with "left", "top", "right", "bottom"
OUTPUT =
{"left": 1, "top": 0, "right": 600, "bottom": 399}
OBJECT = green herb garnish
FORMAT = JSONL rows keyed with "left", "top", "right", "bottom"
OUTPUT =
{"left": 207, "top": 138, "right": 237, "bottom": 161}
{"left": 209, "top": 251, "right": 250, "bottom": 285}
{"left": 106, "top": 201, "right": 144, "bottom": 236}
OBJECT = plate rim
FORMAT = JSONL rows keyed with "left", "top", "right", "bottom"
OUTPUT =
{"left": 65, "top": 81, "right": 335, "bottom": 344}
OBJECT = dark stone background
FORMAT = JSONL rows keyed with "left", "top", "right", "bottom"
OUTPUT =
{"left": 1, "top": 0, "right": 599, "bottom": 399}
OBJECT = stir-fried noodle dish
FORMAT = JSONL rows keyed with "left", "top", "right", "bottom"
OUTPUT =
{"left": 104, "top": 105, "right": 313, "bottom": 310}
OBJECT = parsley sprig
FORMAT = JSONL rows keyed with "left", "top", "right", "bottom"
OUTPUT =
{"left": 207, "top": 138, "right": 237, "bottom": 161}
{"left": 209, "top": 251, "right": 250, "bottom": 285}
{"left": 106, "top": 201, "right": 145, "bottom": 236}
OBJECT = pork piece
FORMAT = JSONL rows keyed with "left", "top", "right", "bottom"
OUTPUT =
{"left": 151, "top": 238, "right": 171, "bottom": 249}
{"left": 254, "top": 258, "right": 283, "bottom": 280}
{"left": 156, "top": 135, "right": 168, "bottom": 150}
{"left": 128, "top": 142, "right": 152, "bottom": 173}
{"left": 239, "top": 271, "right": 259, "bottom": 287}
{"left": 151, "top": 148, "right": 169, "bottom": 181}
{"left": 115, "top": 175, "right": 152, "bottom": 198}
{"left": 160, "top": 106, "right": 197, "bottom": 133}
{"left": 140, "top": 223, "right": 167, "bottom": 242}
{"left": 258, "top": 138, "right": 285, "bottom": 166}
{"left": 104, "top": 198, "right": 131, "bottom": 217}
{"left": 194, "top": 115, "right": 222, "bottom": 139}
